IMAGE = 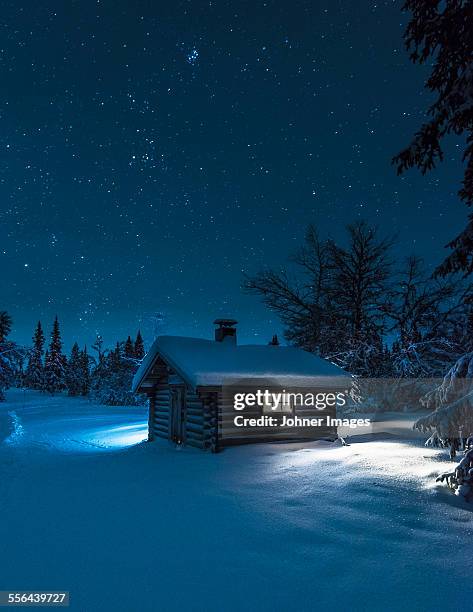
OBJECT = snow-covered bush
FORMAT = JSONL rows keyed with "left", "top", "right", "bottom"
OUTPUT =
{"left": 90, "top": 341, "right": 143, "bottom": 406}
{"left": 415, "top": 353, "right": 473, "bottom": 459}
{"left": 0, "top": 343, "right": 16, "bottom": 401}
{"left": 410, "top": 353, "right": 473, "bottom": 499}
{"left": 0, "top": 311, "right": 27, "bottom": 400}
{"left": 436, "top": 447, "right": 473, "bottom": 501}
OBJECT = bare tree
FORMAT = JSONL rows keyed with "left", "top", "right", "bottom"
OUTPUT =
{"left": 244, "top": 222, "right": 394, "bottom": 376}
{"left": 327, "top": 221, "right": 394, "bottom": 341}
{"left": 243, "top": 227, "right": 332, "bottom": 353}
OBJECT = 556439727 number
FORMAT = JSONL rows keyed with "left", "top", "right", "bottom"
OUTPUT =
{"left": 0, "top": 592, "right": 69, "bottom": 607}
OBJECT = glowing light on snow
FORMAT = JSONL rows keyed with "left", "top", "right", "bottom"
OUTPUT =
{"left": 273, "top": 440, "right": 454, "bottom": 489}
{"left": 5, "top": 411, "right": 24, "bottom": 445}
{"left": 82, "top": 423, "right": 148, "bottom": 451}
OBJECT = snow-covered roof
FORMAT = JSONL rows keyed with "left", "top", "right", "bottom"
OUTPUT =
{"left": 132, "top": 335, "right": 348, "bottom": 392}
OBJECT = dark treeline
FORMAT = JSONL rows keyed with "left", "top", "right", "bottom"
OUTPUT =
{"left": 0, "top": 313, "right": 145, "bottom": 405}
{"left": 244, "top": 220, "right": 473, "bottom": 380}
{"left": 0, "top": 311, "right": 25, "bottom": 401}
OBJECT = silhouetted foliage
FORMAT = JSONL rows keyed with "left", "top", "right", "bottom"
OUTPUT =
{"left": 393, "top": 0, "right": 473, "bottom": 276}
{"left": 25, "top": 321, "right": 45, "bottom": 389}
{"left": 43, "top": 316, "right": 66, "bottom": 393}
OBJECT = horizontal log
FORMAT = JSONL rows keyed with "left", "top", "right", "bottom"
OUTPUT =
{"left": 154, "top": 430, "right": 169, "bottom": 440}
{"left": 186, "top": 423, "right": 204, "bottom": 435}
{"left": 154, "top": 409, "right": 169, "bottom": 417}
{"left": 186, "top": 403, "right": 204, "bottom": 411}
{"left": 186, "top": 439, "right": 206, "bottom": 449}
{"left": 153, "top": 419, "right": 168, "bottom": 428}
{"left": 153, "top": 413, "right": 169, "bottom": 421}
{"left": 153, "top": 416, "right": 169, "bottom": 427}
{"left": 186, "top": 429, "right": 204, "bottom": 441}
{"left": 187, "top": 397, "right": 201, "bottom": 404}
{"left": 154, "top": 411, "right": 169, "bottom": 418}
{"left": 153, "top": 420, "right": 169, "bottom": 429}
{"left": 220, "top": 431, "right": 336, "bottom": 441}
{"left": 185, "top": 407, "right": 203, "bottom": 416}
{"left": 186, "top": 415, "right": 205, "bottom": 426}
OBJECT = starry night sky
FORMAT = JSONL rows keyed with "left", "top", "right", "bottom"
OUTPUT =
{"left": 1, "top": 0, "right": 468, "bottom": 350}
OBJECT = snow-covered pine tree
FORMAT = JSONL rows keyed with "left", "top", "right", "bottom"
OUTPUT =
{"left": 436, "top": 444, "right": 473, "bottom": 501}
{"left": 383, "top": 256, "right": 460, "bottom": 378}
{"left": 65, "top": 342, "right": 83, "bottom": 396}
{"left": 387, "top": 284, "right": 473, "bottom": 454}
{"left": 80, "top": 346, "right": 90, "bottom": 396}
{"left": 25, "top": 321, "right": 45, "bottom": 389}
{"left": 0, "top": 311, "right": 12, "bottom": 344}
{"left": 449, "top": 300, "right": 473, "bottom": 354}
{"left": 124, "top": 336, "right": 134, "bottom": 359}
{"left": 391, "top": 1, "right": 473, "bottom": 492}
{"left": 43, "top": 316, "right": 66, "bottom": 394}
{"left": 134, "top": 330, "right": 145, "bottom": 359}
{"left": 90, "top": 339, "right": 141, "bottom": 406}
{"left": 0, "top": 311, "right": 15, "bottom": 401}
{"left": 415, "top": 353, "right": 473, "bottom": 458}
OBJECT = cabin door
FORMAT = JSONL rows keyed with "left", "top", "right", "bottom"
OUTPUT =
{"left": 170, "top": 387, "right": 185, "bottom": 445}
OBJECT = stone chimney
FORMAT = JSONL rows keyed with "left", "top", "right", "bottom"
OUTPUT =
{"left": 214, "top": 319, "right": 238, "bottom": 344}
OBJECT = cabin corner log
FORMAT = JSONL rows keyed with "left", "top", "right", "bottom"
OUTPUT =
{"left": 211, "top": 393, "right": 220, "bottom": 453}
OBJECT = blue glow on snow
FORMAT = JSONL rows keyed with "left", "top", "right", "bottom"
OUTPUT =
{"left": 80, "top": 422, "right": 148, "bottom": 451}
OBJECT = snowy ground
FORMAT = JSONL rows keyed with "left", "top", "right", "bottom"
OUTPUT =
{"left": 1, "top": 389, "right": 472, "bottom": 612}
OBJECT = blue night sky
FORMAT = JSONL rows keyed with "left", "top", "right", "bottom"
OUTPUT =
{"left": 0, "top": 0, "right": 467, "bottom": 350}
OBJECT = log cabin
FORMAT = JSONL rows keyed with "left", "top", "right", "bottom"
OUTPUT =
{"left": 132, "top": 320, "right": 349, "bottom": 452}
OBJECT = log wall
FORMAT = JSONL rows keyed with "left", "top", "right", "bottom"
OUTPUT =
{"left": 152, "top": 386, "right": 171, "bottom": 441}
{"left": 217, "top": 391, "right": 339, "bottom": 446}
{"left": 148, "top": 380, "right": 340, "bottom": 451}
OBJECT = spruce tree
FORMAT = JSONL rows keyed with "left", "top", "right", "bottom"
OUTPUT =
{"left": 80, "top": 346, "right": 90, "bottom": 396}
{"left": 124, "top": 335, "right": 135, "bottom": 359}
{"left": 0, "top": 311, "right": 14, "bottom": 400}
{"left": 25, "top": 321, "right": 45, "bottom": 389}
{"left": 134, "top": 330, "right": 145, "bottom": 359}
{"left": 0, "top": 311, "right": 12, "bottom": 344}
{"left": 43, "top": 316, "right": 66, "bottom": 393}
{"left": 65, "top": 342, "right": 82, "bottom": 396}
